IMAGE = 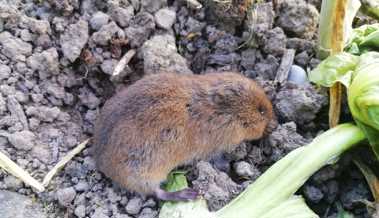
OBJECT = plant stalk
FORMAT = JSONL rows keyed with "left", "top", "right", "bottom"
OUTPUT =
{"left": 318, "top": 0, "right": 361, "bottom": 127}
{"left": 216, "top": 123, "right": 365, "bottom": 218}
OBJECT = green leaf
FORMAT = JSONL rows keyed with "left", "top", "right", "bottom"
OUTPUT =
{"left": 345, "top": 24, "right": 379, "bottom": 54}
{"left": 308, "top": 52, "right": 359, "bottom": 87}
{"left": 360, "top": 30, "right": 379, "bottom": 49}
{"left": 160, "top": 171, "right": 215, "bottom": 218}
{"left": 164, "top": 171, "right": 189, "bottom": 192}
{"left": 355, "top": 120, "right": 379, "bottom": 159}
{"left": 361, "top": 0, "right": 379, "bottom": 20}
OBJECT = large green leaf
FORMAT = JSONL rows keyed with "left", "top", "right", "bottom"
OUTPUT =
{"left": 308, "top": 52, "right": 359, "bottom": 87}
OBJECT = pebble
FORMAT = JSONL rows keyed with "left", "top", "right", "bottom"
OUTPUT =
{"left": 111, "top": 6, "right": 134, "bottom": 28}
{"left": 303, "top": 185, "right": 324, "bottom": 203}
{"left": 100, "top": 59, "right": 118, "bottom": 75}
{"left": 74, "top": 205, "right": 86, "bottom": 218}
{"left": 125, "top": 197, "right": 143, "bottom": 215}
{"left": 0, "top": 32, "right": 32, "bottom": 59}
{"left": 7, "top": 130, "right": 36, "bottom": 151}
{"left": 91, "top": 207, "right": 109, "bottom": 218}
{"left": 0, "top": 65, "right": 11, "bottom": 81}
{"left": 90, "top": 11, "right": 110, "bottom": 30}
{"left": 56, "top": 187, "right": 77, "bottom": 207}
{"left": 288, "top": 65, "right": 308, "bottom": 85}
{"left": 60, "top": 20, "right": 89, "bottom": 62}
{"left": 233, "top": 161, "right": 260, "bottom": 179}
{"left": 155, "top": 8, "right": 176, "bottom": 30}
{"left": 138, "top": 208, "right": 158, "bottom": 218}
{"left": 276, "top": 0, "right": 319, "bottom": 39}
{"left": 3, "top": 176, "right": 22, "bottom": 190}
{"left": 74, "top": 181, "right": 89, "bottom": 192}
{"left": 141, "top": 0, "right": 167, "bottom": 13}
{"left": 91, "top": 22, "right": 124, "bottom": 46}
{"left": 141, "top": 34, "right": 192, "bottom": 75}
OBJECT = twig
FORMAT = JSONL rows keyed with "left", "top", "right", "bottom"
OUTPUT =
{"left": 112, "top": 49, "right": 136, "bottom": 78}
{"left": 0, "top": 150, "right": 45, "bottom": 192}
{"left": 275, "top": 49, "right": 296, "bottom": 84}
{"left": 42, "top": 139, "right": 89, "bottom": 187}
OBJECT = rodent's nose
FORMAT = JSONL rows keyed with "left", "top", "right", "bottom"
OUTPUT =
{"left": 265, "top": 119, "right": 278, "bottom": 135}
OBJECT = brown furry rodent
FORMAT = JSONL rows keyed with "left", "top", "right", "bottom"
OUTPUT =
{"left": 93, "top": 72, "right": 276, "bottom": 201}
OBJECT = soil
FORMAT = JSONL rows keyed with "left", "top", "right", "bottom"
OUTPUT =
{"left": 0, "top": 0, "right": 374, "bottom": 217}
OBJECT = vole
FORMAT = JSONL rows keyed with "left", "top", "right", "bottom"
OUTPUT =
{"left": 93, "top": 72, "right": 276, "bottom": 201}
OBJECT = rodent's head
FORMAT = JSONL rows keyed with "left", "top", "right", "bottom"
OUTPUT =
{"left": 208, "top": 73, "right": 276, "bottom": 141}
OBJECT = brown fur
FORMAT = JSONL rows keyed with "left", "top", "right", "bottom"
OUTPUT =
{"left": 93, "top": 72, "right": 275, "bottom": 194}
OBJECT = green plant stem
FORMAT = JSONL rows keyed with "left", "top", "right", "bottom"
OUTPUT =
{"left": 217, "top": 123, "right": 365, "bottom": 218}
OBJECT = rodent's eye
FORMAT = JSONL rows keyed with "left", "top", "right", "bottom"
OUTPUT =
{"left": 242, "top": 122, "right": 250, "bottom": 128}
{"left": 258, "top": 105, "right": 266, "bottom": 115}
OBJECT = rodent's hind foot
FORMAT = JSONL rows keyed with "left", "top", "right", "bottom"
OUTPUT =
{"left": 155, "top": 188, "right": 199, "bottom": 202}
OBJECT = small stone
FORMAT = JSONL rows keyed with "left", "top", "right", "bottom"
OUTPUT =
{"left": 125, "top": 197, "right": 143, "bottom": 215}
{"left": 100, "top": 59, "right": 118, "bottom": 75}
{"left": 91, "top": 22, "right": 124, "bottom": 46}
{"left": 46, "top": 82, "right": 66, "bottom": 99}
{"left": 27, "top": 48, "right": 59, "bottom": 78}
{"left": 14, "top": 91, "right": 28, "bottom": 103}
{"left": 0, "top": 32, "right": 32, "bottom": 59}
{"left": 35, "top": 34, "right": 52, "bottom": 49}
{"left": 288, "top": 65, "right": 308, "bottom": 85}
{"left": 90, "top": 11, "right": 110, "bottom": 30}
{"left": 141, "top": 0, "right": 167, "bottom": 13}
{"left": 0, "top": 94, "right": 6, "bottom": 115}
{"left": 155, "top": 8, "right": 176, "bottom": 30}
{"left": 141, "top": 34, "right": 191, "bottom": 74}
{"left": 268, "top": 122, "right": 309, "bottom": 155}
{"left": 125, "top": 12, "right": 155, "bottom": 48}
{"left": 111, "top": 6, "right": 134, "bottom": 28}
{"left": 7, "top": 130, "right": 36, "bottom": 151}
{"left": 295, "top": 51, "right": 309, "bottom": 67}
{"left": 0, "top": 65, "right": 11, "bottom": 81}
{"left": 74, "top": 181, "right": 89, "bottom": 192}
{"left": 31, "top": 144, "right": 51, "bottom": 164}
{"left": 3, "top": 176, "right": 22, "bottom": 190}
{"left": 138, "top": 208, "right": 158, "bottom": 218}
{"left": 143, "top": 198, "right": 156, "bottom": 208}
{"left": 91, "top": 207, "right": 109, "bottom": 218}
{"left": 60, "top": 20, "right": 89, "bottom": 62}
{"left": 233, "top": 161, "right": 260, "bottom": 179}
{"left": 115, "top": 214, "right": 132, "bottom": 218}
{"left": 276, "top": 0, "right": 319, "bottom": 39}
{"left": 74, "top": 205, "right": 86, "bottom": 218}
{"left": 256, "top": 27, "right": 287, "bottom": 56}
{"left": 56, "top": 187, "right": 77, "bottom": 207}
{"left": 106, "top": 188, "right": 121, "bottom": 203}
{"left": 83, "top": 156, "right": 97, "bottom": 171}
{"left": 20, "top": 29, "right": 33, "bottom": 42}
{"left": 303, "top": 185, "right": 324, "bottom": 203}
{"left": 26, "top": 18, "right": 51, "bottom": 35}
{"left": 275, "top": 84, "right": 327, "bottom": 126}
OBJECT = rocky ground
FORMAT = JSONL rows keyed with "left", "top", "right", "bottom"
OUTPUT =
{"left": 0, "top": 0, "right": 373, "bottom": 217}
